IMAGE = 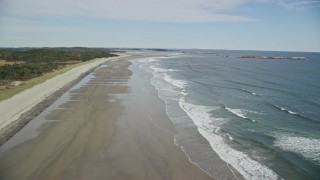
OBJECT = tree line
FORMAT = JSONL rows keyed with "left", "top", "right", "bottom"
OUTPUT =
{"left": 0, "top": 47, "right": 116, "bottom": 62}
{"left": 0, "top": 47, "right": 117, "bottom": 82}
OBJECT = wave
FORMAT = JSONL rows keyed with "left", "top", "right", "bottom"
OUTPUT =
{"left": 225, "top": 79, "right": 295, "bottom": 96}
{"left": 241, "top": 88, "right": 258, "bottom": 96}
{"left": 156, "top": 54, "right": 185, "bottom": 60}
{"left": 227, "top": 80, "right": 320, "bottom": 111}
{"left": 276, "top": 105, "right": 298, "bottom": 115}
{"left": 139, "top": 55, "right": 183, "bottom": 64}
{"left": 150, "top": 65, "right": 168, "bottom": 73}
{"left": 269, "top": 104, "right": 319, "bottom": 123}
{"left": 148, "top": 58, "right": 159, "bottom": 62}
{"left": 189, "top": 79, "right": 233, "bottom": 91}
{"left": 181, "top": 90, "right": 188, "bottom": 96}
{"left": 270, "top": 104, "right": 302, "bottom": 116}
{"left": 274, "top": 134, "right": 320, "bottom": 164}
{"left": 163, "top": 73, "right": 187, "bottom": 89}
{"left": 270, "top": 104, "right": 298, "bottom": 115}
{"left": 179, "top": 98, "right": 278, "bottom": 180}
{"left": 225, "top": 107, "right": 256, "bottom": 122}
{"left": 138, "top": 58, "right": 158, "bottom": 63}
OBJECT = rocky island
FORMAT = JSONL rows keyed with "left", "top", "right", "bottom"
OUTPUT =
{"left": 240, "top": 56, "right": 306, "bottom": 60}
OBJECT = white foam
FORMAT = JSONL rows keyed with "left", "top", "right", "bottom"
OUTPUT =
{"left": 288, "top": 110, "right": 298, "bottom": 115}
{"left": 138, "top": 58, "right": 150, "bottom": 63}
{"left": 275, "top": 105, "right": 299, "bottom": 115}
{"left": 226, "top": 107, "right": 247, "bottom": 119}
{"left": 181, "top": 90, "right": 188, "bottom": 96}
{"left": 274, "top": 134, "right": 320, "bottom": 163}
{"left": 157, "top": 53, "right": 185, "bottom": 59}
{"left": 179, "top": 98, "right": 278, "bottom": 180}
{"left": 227, "top": 134, "right": 234, "bottom": 141}
{"left": 242, "top": 88, "right": 258, "bottom": 96}
{"left": 150, "top": 66, "right": 168, "bottom": 73}
{"left": 148, "top": 58, "right": 158, "bottom": 62}
{"left": 164, "top": 73, "right": 187, "bottom": 89}
{"left": 225, "top": 107, "right": 257, "bottom": 122}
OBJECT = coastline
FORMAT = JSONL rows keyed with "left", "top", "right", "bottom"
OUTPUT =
{"left": 1, "top": 50, "right": 318, "bottom": 179}
{"left": 0, "top": 53, "right": 215, "bottom": 179}
{"left": 0, "top": 53, "right": 129, "bottom": 146}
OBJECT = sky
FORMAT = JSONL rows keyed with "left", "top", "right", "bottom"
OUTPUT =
{"left": 0, "top": 0, "right": 319, "bottom": 52}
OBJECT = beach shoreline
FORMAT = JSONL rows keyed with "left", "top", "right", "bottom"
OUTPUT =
{"left": 0, "top": 53, "right": 216, "bottom": 179}
{"left": 0, "top": 53, "right": 129, "bottom": 146}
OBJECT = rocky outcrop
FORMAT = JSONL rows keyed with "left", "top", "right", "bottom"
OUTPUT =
{"left": 287, "top": 57, "right": 306, "bottom": 60}
{"left": 240, "top": 56, "right": 306, "bottom": 60}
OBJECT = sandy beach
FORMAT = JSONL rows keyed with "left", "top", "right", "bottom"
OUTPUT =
{"left": 0, "top": 54, "right": 214, "bottom": 179}
{"left": 0, "top": 54, "right": 129, "bottom": 145}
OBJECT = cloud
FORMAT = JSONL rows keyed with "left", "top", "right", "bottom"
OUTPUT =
{"left": 2, "top": 0, "right": 318, "bottom": 24}
{"left": 1, "top": 0, "right": 255, "bottom": 23}
{"left": 271, "top": 0, "right": 320, "bottom": 9}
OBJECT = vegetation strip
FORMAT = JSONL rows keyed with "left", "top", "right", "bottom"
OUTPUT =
{"left": 0, "top": 60, "right": 98, "bottom": 101}
{"left": 0, "top": 47, "right": 118, "bottom": 101}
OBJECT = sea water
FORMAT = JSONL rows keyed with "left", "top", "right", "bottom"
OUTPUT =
{"left": 138, "top": 50, "right": 320, "bottom": 180}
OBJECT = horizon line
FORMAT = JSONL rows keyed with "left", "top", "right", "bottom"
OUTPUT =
{"left": 0, "top": 46, "right": 319, "bottom": 53}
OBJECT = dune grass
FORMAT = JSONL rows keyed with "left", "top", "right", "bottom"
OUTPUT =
{"left": 0, "top": 59, "right": 95, "bottom": 102}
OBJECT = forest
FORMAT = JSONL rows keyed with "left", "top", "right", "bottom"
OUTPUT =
{"left": 0, "top": 47, "right": 117, "bottom": 82}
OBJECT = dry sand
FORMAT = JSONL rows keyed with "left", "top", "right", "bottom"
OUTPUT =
{"left": 0, "top": 55, "right": 214, "bottom": 179}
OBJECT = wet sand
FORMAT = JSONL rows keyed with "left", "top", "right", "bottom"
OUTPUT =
{"left": 0, "top": 56, "right": 214, "bottom": 179}
{"left": 0, "top": 54, "right": 129, "bottom": 146}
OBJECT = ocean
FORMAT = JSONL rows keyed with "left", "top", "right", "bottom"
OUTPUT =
{"left": 137, "top": 50, "right": 320, "bottom": 180}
